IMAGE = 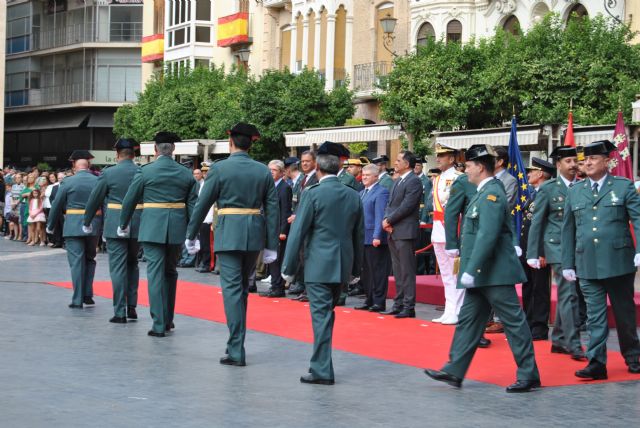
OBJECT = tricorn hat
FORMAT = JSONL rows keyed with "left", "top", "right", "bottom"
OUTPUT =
{"left": 371, "top": 155, "right": 390, "bottom": 164}
{"left": 114, "top": 138, "right": 140, "bottom": 156}
{"left": 464, "top": 144, "right": 497, "bottom": 161}
{"left": 317, "top": 141, "right": 350, "bottom": 158}
{"left": 549, "top": 145, "right": 577, "bottom": 160}
{"left": 68, "top": 150, "right": 94, "bottom": 161}
{"left": 284, "top": 156, "right": 300, "bottom": 167}
{"left": 228, "top": 122, "right": 261, "bottom": 141}
{"left": 526, "top": 157, "right": 556, "bottom": 176}
{"left": 583, "top": 140, "right": 616, "bottom": 157}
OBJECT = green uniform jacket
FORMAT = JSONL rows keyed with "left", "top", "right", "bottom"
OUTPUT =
{"left": 418, "top": 174, "right": 433, "bottom": 223}
{"left": 526, "top": 177, "right": 569, "bottom": 264}
{"left": 186, "top": 151, "right": 279, "bottom": 252}
{"left": 338, "top": 169, "right": 358, "bottom": 190}
{"left": 561, "top": 175, "right": 640, "bottom": 279}
{"left": 378, "top": 173, "right": 394, "bottom": 192}
{"left": 47, "top": 170, "right": 102, "bottom": 238}
{"left": 120, "top": 156, "right": 198, "bottom": 245}
{"left": 282, "top": 176, "right": 364, "bottom": 284}
{"left": 83, "top": 159, "right": 142, "bottom": 239}
{"left": 444, "top": 173, "right": 477, "bottom": 250}
{"left": 458, "top": 178, "right": 526, "bottom": 288}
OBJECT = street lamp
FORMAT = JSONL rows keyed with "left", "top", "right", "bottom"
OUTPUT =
{"left": 380, "top": 13, "right": 398, "bottom": 57}
{"left": 236, "top": 47, "right": 251, "bottom": 70}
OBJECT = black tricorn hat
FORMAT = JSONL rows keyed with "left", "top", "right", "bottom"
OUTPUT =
{"left": 549, "top": 145, "right": 577, "bottom": 160}
{"left": 154, "top": 131, "right": 182, "bottom": 145}
{"left": 114, "top": 138, "right": 140, "bottom": 156}
{"left": 284, "top": 156, "right": 300, "bottom": 167}
{"left": 68, "top": 150, "right": 94, "bottom": 161}
{"left": 584, "top": 140, "right": 616, "bottom": 157}
{"left": 526, "top": 157, "right": 556, "bottom": 176}
{"left": 371, "top": 155, "right": 390, "bottom": 164}
{"left": 228, "top": 122, "right": 261, "bottom": 141}
{"left": 317, "top": 141, "right": 350, "bottom": 158}
{"left": 464, "top": 144, "right": 497, "bottom": 161}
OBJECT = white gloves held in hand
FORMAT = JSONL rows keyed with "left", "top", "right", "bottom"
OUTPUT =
{"left": 527, "top": 259, "right": 541, "bottom": 269}
{"left": 562, "top": 269, "right": 576, "bottom": 282}
{"left": 460, "top": 272, "right": 475, "bottom": 287}
{"left": 514, "top": 246, "right": 522, "bottom": 257}
{"left": 82, "top": 224, "right": 93, "bottom": 234}
{"left": 445, "top": 249, "right": 460, "bottom": 258}
{"left": 117, "top": 226, "right": 130, "bottom": 238}
{"left": 184, "top": 238, "right": 200, "bottom": 255}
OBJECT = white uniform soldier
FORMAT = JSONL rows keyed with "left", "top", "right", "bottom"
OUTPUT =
{"left": 431, "top": 144, "right": 465, "bottom": 325}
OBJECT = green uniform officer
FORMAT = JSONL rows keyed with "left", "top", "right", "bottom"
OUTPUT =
{"left": 425, "top": 144, "right": 541, "bottom": 393}
{"left": 46, "top": 150, "right": 103, "bottom": 308}
{"left": 83, "top": 138, "right": 142, "bottom": 324}
{"left": 282, "top": 141, "right": 364, "bottom": 385}
{"left": 372, "top": 155, "right": 393, "bottom": 192}
{"left": 527, "top": 147, "right": 584, "bottom": 360}
{"left": 561, "top": 140, "right": 640, "bottom": 379}
{"left": 120, "top": 132, "right": 198, "bottom": 338}
{"left": 186, "top": 123, "right": 279, "bottom": 366}
{"left": 337, "top": 163, "right": 358, "bottom": 190}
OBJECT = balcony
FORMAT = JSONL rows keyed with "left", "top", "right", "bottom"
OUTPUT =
{"left": 353, "top": 61, "right": 392, "bottom": 95}
{"left": 32, "top": 22, "right": 142, "bottom": 52}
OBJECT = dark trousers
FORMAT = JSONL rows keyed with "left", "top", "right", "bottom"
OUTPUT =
{"left": 362, "top": 244, "right": 390, "bottom": 308}
{"left": 65, "top": 236, "right": 98, "bottom": 306}
{"left": 416, "top": 228, "right": 429, "bottom": 275}
{"left": 196, "top": 223, "right": 212, "bottom": 269}
{"left": 106, "top": 238, "right": 140, "bottom": 317}
{"left": 143, "top": 243, "right": 180, "bottom": 334}
{"left": 306, "top": 282, "right": 341, "bottom": 380}
{"left": 521, "top": 261, "right": 551, "bottom": 336}
{"left": 388, "top": 237, "right": 416, "bottom": 311}
{"left": 268, "top": 239, "right": 287, "bottom": 293}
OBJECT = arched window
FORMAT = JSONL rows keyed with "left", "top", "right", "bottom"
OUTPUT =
{"left": 503, "top": 15, "right": 520, "bottom": 36}
{"left": 446, "top": 20, "right": 462, "bottom": 43}
{"left": 417, "top": 22, "right": 435, "bottom": 46}
{"left": 568, "top": 3, "right": 588, "bottom": 21}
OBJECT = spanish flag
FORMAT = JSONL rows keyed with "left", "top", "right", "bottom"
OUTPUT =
{"left": 217, "top": 12, "right": 249, "bottom": 47}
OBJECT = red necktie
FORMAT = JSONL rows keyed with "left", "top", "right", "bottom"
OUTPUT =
{"left": 301, "top": 175, "right": 308, "bottom": 189}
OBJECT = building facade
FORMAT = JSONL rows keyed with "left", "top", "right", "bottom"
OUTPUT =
{"left": 4, "top": 0, "right": 143, "bottom": 167}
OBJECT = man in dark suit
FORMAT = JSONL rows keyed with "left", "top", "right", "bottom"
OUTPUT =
{"left": 261, "top": 160, "right": 293, "bottom": 298}
{"left": 381, "top": 150, "right": 423, "bottom": 318}
{"left": 355, "top": 164, "right": 390, "bottom": 312}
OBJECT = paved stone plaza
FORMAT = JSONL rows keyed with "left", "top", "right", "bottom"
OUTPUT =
{"left": 1, "top": 238, "right": 639, "bottom": 428}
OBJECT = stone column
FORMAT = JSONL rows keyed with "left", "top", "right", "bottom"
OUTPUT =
{"left": 301, "top": 17, "right": 309, "bottom": 69}
{"left": 345, "top": 15, "right": 354, "bottom": 89}
{"left": 289, "top": 22, "right": 297, "bottom": 72}
{"left": 324, "top": 14, "right": 336, "bottom": 91}
{"left": 313, "top": 15, "right": 321, "bottom": 71}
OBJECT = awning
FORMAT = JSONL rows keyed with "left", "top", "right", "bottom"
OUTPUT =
{"left": 434, "top": 125, "right": 543, "bottom": 150}
{"left": 285, "top": 124, "right": 403, "bottom": 147}
{"left": 572, "top": 126, "right": 615, "bottom": 146}
{"left": 4, "top": 111, "right": 89, "bottom": 132}
{"left": 87, "top": 111, "right": 115, "bottom": 128}
{"left": 140, "top": 141, "right": 200, "bottom": 156}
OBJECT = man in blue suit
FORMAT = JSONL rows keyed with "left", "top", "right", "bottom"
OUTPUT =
{"left": 355, "top": 164, "right": 391, "bottom": 312}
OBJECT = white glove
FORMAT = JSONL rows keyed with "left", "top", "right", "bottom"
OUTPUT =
{"left": 82, "top": 224, "right": 93, "bottom": 234}
{"left": 185, "top": 238, "right": 200, "bottom": 255}
{"left": 562, "top": 269, "right": 577, "bottom": 282}
{"left": 263, "top": 248, "right": 277, "bottom": 264}
{"left": 514, "top": 246, "right": 523, "bottom": 257}
{"left": 527, "top": 258, "right": 541, "bottom": 269}
{"left": 117, "top": 226, "right": 130, "bottom": 238}
{"left": 445, "top": 249, "right": 460, "bottom": 257}
{"left": 282, "top": 273, "right": 295, "bottom": 283}
{"left": 46, "top": 227, "right": 54, "bottom": 235}
{"left": 460, "top": 272, "right": 475, "bottom": 287}
{"left": 634, "top": 254, "right": 640, "bottom": 267}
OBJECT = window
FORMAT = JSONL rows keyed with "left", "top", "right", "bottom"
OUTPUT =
{"left": 416, "top": 22, "right": 435, "bottom": 46}
{"left": 194, "top": 58, "right": 210, "bottom": 69}
{"left": 568, "top": 3, "right": 588, "bottom": 20}
{"left": 196, "top": 0, "right": 211, "bottom": 21}
{"left": 6, "top": 2, "right": 32, "bottom": 54}
{"left": 110, "top": 5, "right": 143, "bottom": 42}
{"left": 446, "top": 20, "right": 462, "bottom": 43}
{"left": 503, "top": 15, "right": 520, "bottom": 36}
{"left": 195, "top": 26, "right": 210, "bottom": 43}
{"left": 170, "top": 0, "right": 191, "bottom": 26}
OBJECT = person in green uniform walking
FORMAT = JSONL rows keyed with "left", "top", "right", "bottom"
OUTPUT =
{"left": 561, "top": 140, "right": 640, "bottom": 379}
{"left": 46, "top": 150, "right": 102, "bottom": 308}
{"left": 186, "top": 123, "right": 279, "bottom": 366}
{"left": 119, "top": 132, "right": 199, "bottom": 338}
{"left": 425, "top": 144, "right": 541, "bottom": 393}
{"left": 282, "top": 141, "right": 364, "bottom": 385}
{"left": 83, "top": 139, "right": 142, "bottom": 324}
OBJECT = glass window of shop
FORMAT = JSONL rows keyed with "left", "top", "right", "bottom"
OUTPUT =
{"left": 95, "top": 49, "right": 142, "bottom": 103}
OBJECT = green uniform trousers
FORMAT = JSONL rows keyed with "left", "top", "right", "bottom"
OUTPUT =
{"left": 580, "top": 273, "right": 640, "bottom": 365}
{"left": 550, "top": 263, "right": 581, "bottom": 352}
{"left": 443, "top": 285, "right": 540, "bottom": 382}
{"left": 142, "top": 243, "right": 179, "bottom": 334}
{"left": 65, "top": 237, "right": 97, "bottom": 306}
{"left": 305, "top": 282, "right": 341, "bottom": 380}
{"left": 217, "top": 250, "right": 259, "bottom": 363}
{"left": 106, "top": 238, "right": 139, "bottom": 318}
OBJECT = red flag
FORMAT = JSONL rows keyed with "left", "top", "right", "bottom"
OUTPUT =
{"left": 565, "top": 110, "right": 575, "bottom": 147}
{"left": 609, "top": 110, "right": 633, "bottom": 179}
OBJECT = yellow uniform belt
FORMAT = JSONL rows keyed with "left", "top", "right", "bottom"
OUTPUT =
{"left": 66, "top": 209, "right": 101, "bottom": 215}
{"left": 420, "top": 204, "right": 425, "bottom": 208}
{"left": 218, "top": 208, "right": 261, "bottom": 215}
{"left": 143, "top": 202, "right": 186, "bottom": 209}
{"left": 107, "top": 203, "right": 144, "bottom": 210}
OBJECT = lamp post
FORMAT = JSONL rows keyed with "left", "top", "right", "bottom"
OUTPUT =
{"left": 380, "top": 13, "right": 398, "bottom": 57}
{"left": 236, "top": 47, "right": 251, "bottom": 70}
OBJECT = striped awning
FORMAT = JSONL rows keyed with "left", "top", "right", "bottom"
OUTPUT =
{"left": 434, "top": 125, "right": 543, "bottom": 149}
{"left": 572, "top": 126, "right": 615, "bottom": 147}
{"left": 285, "top": 124, "right": 403, "bottom": 147}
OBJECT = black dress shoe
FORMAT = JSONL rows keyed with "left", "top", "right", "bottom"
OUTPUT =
{"left": 83, "top": 297, "right": 95, "bottom": 305}
{"left": 628, "top": 362, "right": 640, "bottom": 374}
{"left": 571, "top": 348, "right": 587, "bottom": 361}
{"left": 506, "top": 379, "right": 541, "bottom": 393}
{"left": 381, "top": 309, "right": 401, "bottom": 316}
{"left": 369, "top": 305, "right": 385, "bottom": 312}
{"left": 219, "top": 356, "right": 246, "bottom": 366}
{"left": 551, "top": 344, "right": 571, "bottom": 354}
{"left": 68, "top": 303, "right": 83, "bottom": 309}
{"left": 109, "top": 316, "right": 127, "bottom": 324}
{"left": 575, "top": 361, "right": 608, "bottom": 380}
{"left": 248, "top": 285, "right": 258, "bottom": 293}
{"left": 300, "top": 373, "right": 334, "bottom": 385}
{"left": 424, "top": 368, "right": 462, "bottom": 388}
{"left": 165, "top": 322, "right": 176, "bottom": 332}
{"left": 354, "top": 304, "right": 371, "bottom": 311}
{"left": 478, "top": 336, "right": 491, "bottom": 348}
{"left": 148, "top": 330, "right": 166, "bottom": 337}
{"left": 347, "top": 287, "right": 365, "bottom": 297}
{"left": 195, "top": 267, "right": 211, "bottom": 273}
{"left": 395, "top": 310, "right": 416, "bottom": 319}
{"left": 212, "top": 270, "right": 220, "bottom": 275}
{"left": 288, "top": 283, "right": 305, "bottom": 295}
{"left": 531, "top": 332, "right": 548, "bottom": 341}
{"left": 127, "top": 306, "right": 138, "bottom": 319}
{"left": 259, "top": 290, "right": 286, "bottom": 298}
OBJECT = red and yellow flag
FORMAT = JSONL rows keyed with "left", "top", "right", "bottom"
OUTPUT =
{"left": 217, "top": 12, "right": 249, "bottom": 47}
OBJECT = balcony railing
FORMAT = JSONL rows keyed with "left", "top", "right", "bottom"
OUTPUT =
{"left": 39, "top": 83, "right": 95, "bottom": 106}
{"left": 110, "top": 22, "right": 143, "bottom": 42}
{"left": 33, "top": 21, "right": 142, "bottom": 51}
{"left": 353, "top": 61, "right": 392, "bottom": 93}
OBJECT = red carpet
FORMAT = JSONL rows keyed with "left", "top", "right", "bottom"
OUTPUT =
{"left": 48, "top": 280, "right": 639, "bottom": 388}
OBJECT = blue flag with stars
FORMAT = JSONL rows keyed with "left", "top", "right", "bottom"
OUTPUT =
{"left": 507, "top": 116, "right": 531, "bottom": 242}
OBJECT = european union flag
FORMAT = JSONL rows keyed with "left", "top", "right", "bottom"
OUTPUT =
{"left": 507, "top": 116, "right": 531, "bottom": 242}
